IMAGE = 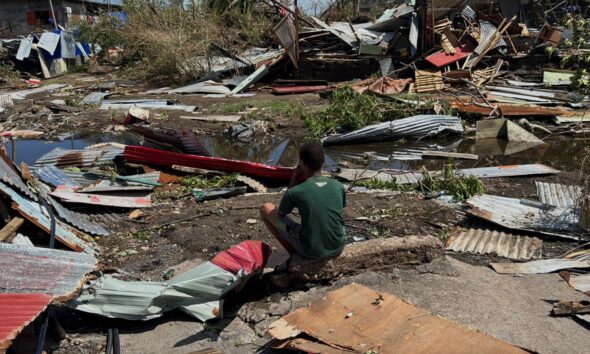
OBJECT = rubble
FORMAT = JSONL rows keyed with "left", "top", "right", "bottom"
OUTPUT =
{"left": 0, "top": 0, "right": 589, "bottom": 352}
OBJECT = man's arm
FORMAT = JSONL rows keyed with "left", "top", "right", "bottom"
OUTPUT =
{"left": 278, "top": 190, "right": 295, "bottom": 217}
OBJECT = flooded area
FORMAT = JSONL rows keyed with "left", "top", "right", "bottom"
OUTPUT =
{"left": 8, "top": 133, "right": 590, "bottom": 175}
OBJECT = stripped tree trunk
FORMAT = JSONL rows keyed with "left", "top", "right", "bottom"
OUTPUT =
{"left": 288, "top": 235, "right": 444, "bottom": 283}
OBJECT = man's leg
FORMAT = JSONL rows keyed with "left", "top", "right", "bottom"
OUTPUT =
{"left": 259, "top": 202, "right": 297, "bottom": 254}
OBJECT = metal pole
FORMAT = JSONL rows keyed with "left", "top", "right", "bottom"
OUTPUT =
{"left": 10, "top": 138, "right": 15, "bottom": 162}
{"left": 48, "top": 0, "right": 59, "bottom": 30}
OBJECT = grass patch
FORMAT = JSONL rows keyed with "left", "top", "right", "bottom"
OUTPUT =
{"left": 304, "top": 87, "right": 435, "bottom": 137}
{"left": 212, "top": 100, "right": 304, "bottom": 119}
{"left": 418, "top": 163, "right": 485, "bottom": 201}
{"left": 181, "top": 174, "right": 238, "bottom": 189}
{"left": 354, "top": 178, "right": 407, "bottom": 191}
{"left": 0, "top": 64, "right": 21, "bottom": 86}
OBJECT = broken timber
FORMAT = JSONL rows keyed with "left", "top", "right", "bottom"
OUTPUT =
{"left": 288, "top": 235, "right": 443, "bottom": 282}
{"left": 0, "top": 217, "right": 24, "bottom": 243}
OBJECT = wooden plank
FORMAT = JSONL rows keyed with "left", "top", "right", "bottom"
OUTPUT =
{"left": 0, "top": 217, "right": 24, "bottom": 243}
{"left": 179, "top": 115, "right": 242, "bottom": 123}
{"left": 422, "top": 151, "right": 479, "bottom": 160}
{"left": 269, "top": 283, "right": 527, "bottom": 354}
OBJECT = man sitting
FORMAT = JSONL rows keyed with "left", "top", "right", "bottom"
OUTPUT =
{"left": 260, "top": 141, "right": 346, "bottom": 271}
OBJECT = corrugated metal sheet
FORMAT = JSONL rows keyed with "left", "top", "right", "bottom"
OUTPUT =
{"left": 34, "top": 146, "right": 123, "bottom": 168}
{"left": 485, "top": 86, "right": 580, "bottom": 103}
{"left": 177, "top": 130, "right": 211, "bottom": 156}
{"left": 477, "top": 20, "right": 507, "bottom": 53}
{"left": 168, "top": 80, "right": 230, "bottom": 95}
{"left": 100, "top": 99, "right": 197, "bottom": 112}
{"left": 0, "top": 243, "right": 98, "bottom": 300}
{"left": 337, "top": 164, "right": 560, "bottom": 184}
{"left": 79, "top": 92, "right": 110, "bottom": 106}
{"left": 49, "top": 196, "right": 109, "bottom": 236}
{"left": 274, "top": 15, "right": 298, "bottom": 67}
{"left": 73, "top": 262, "right": 237, "bottom": 322}
{"left": 7, "top": 84, "right": 68, "bottom": 100}
{"left": 461, "top": 6, "right": 477, "bottom": 22}
{"left": 33, "top": 164, "right": 81, "bottom": 188}
{"left": 60, "top": 170, "right": 160, "bottom": 187}
{"left": 0, "top": 154, "right": 37, "bottom": 199}
{"left": 0, "top": 181, "right": 96, "bottom": 254}
{"left": 446, "top": 222, "right": 543, "bottom": 260}
{"left": 78, "top": 180, "right": 153, "bottom": 193}
{"left": 0, "top": 293, "right": 51, "bottom": 353}
{"left": 535, "top": 181, "right": 582, "bottom": 208}
{"left": 466, "top": 194, "right": 581, "bottom": 240}
{"left": 491, "top": 251, "right": 590, "bottom": 274}
{"left": 322, "top": 115, "right": 464, "bottom": 145}
{"left": 72, "top": 240, "right": 270, "bottom": 322}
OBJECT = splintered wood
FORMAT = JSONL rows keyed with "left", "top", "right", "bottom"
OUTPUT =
{"left": 269, "top": 283, "right": 528, "bottom": 353}
{"left": 414, "top": 70, "right": 443, "bottom": 93}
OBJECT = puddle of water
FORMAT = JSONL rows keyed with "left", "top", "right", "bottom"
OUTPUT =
{"left": 6, "top": 131, "right": 590, "bottom": 174}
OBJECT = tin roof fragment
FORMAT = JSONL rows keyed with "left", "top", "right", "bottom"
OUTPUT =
{"left": 0, "top": 243, "right": 98, "bottom": 300}
{"left": 466, "top": 194, "right": 581, "bottom": 240}
{"left": 0, "top": 293, "right": 51, "bottom": 353}
{"left": 446, "top": 222, "right": 543, "bottom": 260}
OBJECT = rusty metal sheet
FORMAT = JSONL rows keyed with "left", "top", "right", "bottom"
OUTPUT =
{"left": 0, "top": 152, "right": 37, "bottom": 200}
{"left": 0, "top": 243, "right": 98, "bottom": 301}
{"left": 0, "top": 293, "right": 51, "bottom": 353}
{"left": 446, "top": 222, "right": 542, "bottom": 260}
{"left": 535, "top": 181, "right": 582, "bottom": 208}
{"left": 449, "top": 100, "right": 569, "bottom": 117}
{"left": 35, "top": 147, "right": 123, "bottom": 167}
{"left": 562, "top": 272, "right": 590, "bottom": 295}
{"left": 0, "top": 181, "right": 96, "bottom": 253}
{"left": 466, "top": 194, "right": 581, "bottom": 239}
{"left": 269, "top": 283, "right": 527, "bottom": 353}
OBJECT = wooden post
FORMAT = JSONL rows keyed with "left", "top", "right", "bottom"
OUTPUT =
{"left": 580, "top": 195, "right": 590, "bottom": 231}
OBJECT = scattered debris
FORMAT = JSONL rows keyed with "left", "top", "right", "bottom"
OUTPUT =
{"left": 269, "top": 283, "right": 528, "bottom": 353}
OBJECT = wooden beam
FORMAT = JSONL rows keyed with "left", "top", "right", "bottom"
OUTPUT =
{"left": 0, "top": 217, "right": 24, "bottom": 243}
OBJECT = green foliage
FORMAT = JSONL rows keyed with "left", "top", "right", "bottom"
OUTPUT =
{"left": 354, "top": 178, "right": 407, "bottom": 191}
{"left": 76, "top": 1, "right": 273, "bottom": 84}
{"left": 212, "top": 100, "right": 304, "bottom": 119}
{"left": 418, "top": 163, "right": 485, "bottom": 201}
{"left": 560, "top": 15, "right": 590, "bottom": 93}
{"left": 304, "top": 87, "right": 434, "bottom": 137}
{"left": 181, "top": 174, "right": 238, "bottom": 189}
{"left": 0, "top": 64, "right": 20, "bottom": 85}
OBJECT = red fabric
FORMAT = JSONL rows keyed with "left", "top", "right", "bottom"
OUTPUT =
{"left": 124, "top": 145, "right": 294, "bottom": 181}
{"left": 211, "top": 240, "right": 271, "bottom": 275}
{"left": 25, "top": 11, "right": 36, "bottom": 26}
{"left": 0, "top": 293, "right": 51, "bottom": 351}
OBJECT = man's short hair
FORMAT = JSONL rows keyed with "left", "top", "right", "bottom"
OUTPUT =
{"left": 299, "top": 141, "right": 325, "bottom": 172}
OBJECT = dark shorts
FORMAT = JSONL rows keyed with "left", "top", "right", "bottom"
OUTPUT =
{"left": 276, "top": 216, "right": 310, "bottom": 257}
{"left": 276, "top": 216, "right": 345, "bottom": 259}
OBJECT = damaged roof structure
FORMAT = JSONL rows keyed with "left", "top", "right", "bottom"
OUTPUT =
{"left": 0, "top": 0, "right": 590, "bottom": 352}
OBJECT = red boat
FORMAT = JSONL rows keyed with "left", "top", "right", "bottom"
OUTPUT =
{"left": 124, "top": 145, "right": 294, "bottom": 181}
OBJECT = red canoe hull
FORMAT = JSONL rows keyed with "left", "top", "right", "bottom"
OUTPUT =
{"left": 124, "top": 145, "right": 294, "bottom": 181}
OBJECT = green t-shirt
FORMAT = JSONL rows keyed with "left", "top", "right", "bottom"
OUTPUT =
{"left": 279, "top": 176, "right": 346, "bottom": 258}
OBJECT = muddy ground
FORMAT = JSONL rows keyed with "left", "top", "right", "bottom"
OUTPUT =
{"left": 3, "top": 71, "right": 590, "bottom": 354}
